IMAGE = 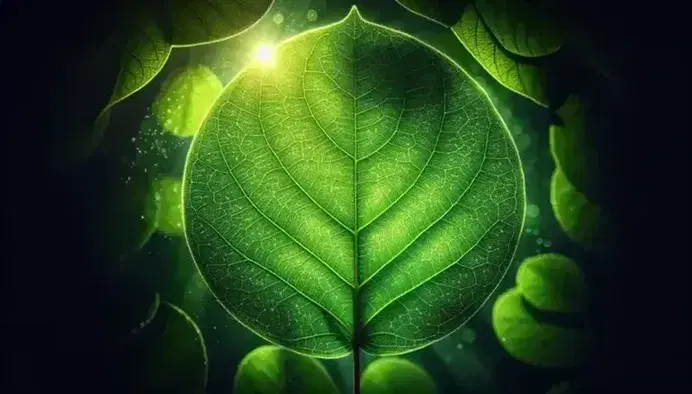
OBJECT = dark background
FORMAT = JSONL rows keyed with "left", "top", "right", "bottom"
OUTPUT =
{"left": 2, "top": 0, "right": 689, "bottom": 392}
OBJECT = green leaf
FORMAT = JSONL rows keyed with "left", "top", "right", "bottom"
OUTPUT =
{"left": 153, "top": 176, "right": 184, "bottom": 236}
{"left": 474, "top": 0, "right": 563, "bottom": 57}
{"left": 92, "top": 1, "right": 274, "bottom": 159}
{"left": 96, "top": 15, "right": 172, "bottom": 133}
{"left": 153, "top": 66, "right": 224, "bottom": 137}
{"left": 184, "top": 7, "right": 525, "bottom": 357}
{"left": 234, "top": 345, "right": 339, "bottom": 394}
{"left": 168, "top": 0, "right": 275, "bottom": 46}
{"left": 550, "top": 169, "right": 601, "bottom": 247}
{"left": 395, "top": 0, "right": 468, "bottom": 27}
{"left": 360, "top": 357, "right": 436, "bottom": 394}
{"left": 516, "top": 254, "right": 586, "bottom": 313}
{"left": 549, "top": 95, "right": 599, "bottom": 201}
{"left": 138, "top": 302, "right": 208, "bottom": 393}
{"left": 451, "top": 4, "right": 549, "bottom": 106}
{"left": 492, "top": 288, "right": 585, "bottom": 367}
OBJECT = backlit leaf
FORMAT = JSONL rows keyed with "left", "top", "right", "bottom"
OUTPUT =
{"left": 474, "top": 0, "right": 563, "bottom": 57}
{"left": 184, "top": 6, "right": 525, "bottom": 357}
{"left": 168, "top": 0, "right": 274, "bottom": 46}
{"left": 360, "top": 357, "right": 436, "bottom": 394}
{"left": 451, "top": 4, "right": 549, "bottom": 106}
{"left": 549, "top": 95, "right": 599, "bottom": 200}
{"left": 153, "top": 66, "right": 224, "bottom": 137}
{"left": 234, "top": 345, "right": 338, "bottom": 394}
{"left": 550, "top": 169, "right": 600, "bottom": 247}
{"left": 153, "top": 176, "right": 184, "bottom": 236}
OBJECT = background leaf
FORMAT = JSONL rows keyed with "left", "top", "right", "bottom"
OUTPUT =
{"left": 169, "top": 0, "right": 275, "bottom": 46}
{"left": 451, "top": 4, "right": 549, "bottom": 107}
{"left": 492, "top": 288, "right": 585, "bottom": 367}
{"left": 360, "top": 357, "right": 436, "bottom": 394}
{"left": 152, "top": 65, "right": 224, "bottom": 137}
{"left": 395, "top": 0, "right": 468, "bottom": 27}
{"left": 131, "top": 301, "right": 209, "bottom": 393}
{"left": 153, "top": 176, "right": 185, "bottom": 236}
{"left": 474, "top": 0, "right": 563, "bottom": 57}
{"left": 550, "top": 169, "right": 601, "bottom": 247}
{"left": 184, "top": 6, "right": 524, "bottom": 357}
{"left": 549, "top": 95, "right": 599, "bottom": 201}
{"left": 233, "top": 345, "right": 338, "bottom": 394}
{"left": 516, "top": 254, "right": 586, "bottom": 313}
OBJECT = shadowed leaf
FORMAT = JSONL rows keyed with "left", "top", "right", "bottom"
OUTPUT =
{"left": 549, "top": 95, "right": 599, "bottom": 200}
{"left": 516, "top": 254, "right": 586, "bottom": 313}
{"left": 550, "top": 169, "right": 601, "bottom": 248}
{"left": 475, "top": 0, "right": 563, "bottom": 57}
{"left": 451, "top": 4, "right": 549, "bottom": 106}
{"left": 153, "top": 66, "right": 224, "bottom": 137}
{"left": 153, "top": 176, "right": 184, "bottom": 236}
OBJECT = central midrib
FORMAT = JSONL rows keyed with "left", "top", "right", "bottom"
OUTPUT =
{"left": 351, "top": 15, "right": 362, "bottom": 355}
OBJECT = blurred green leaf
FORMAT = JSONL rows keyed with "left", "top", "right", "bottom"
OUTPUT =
{"left": 361, "top": 357, "right": 436, "bottom": 394}
{"left": 492, "top": 288, "right": 585, "bottom": 367}
{"left": 516, "top": 254, "right": 586, "bottom": 313}
{"left": 395, "top": 0, "right": 468, "bottom": 27}
{"left": 153, "top": 176, "right": 184, "bottom": 236}
{"left": 153, "top": 65, "right": 224, "bottom": 137}
{"left": 234, "top": 345, "right": 338, "bottom": 394}
{"left": 550, "top": 95, "right": 600, "bottom": 201}
{"left": 550, "top": 169, "right": 601, "bottom": 247}
{"left": 474, "top": 0, "right": 563, "bottom": 57}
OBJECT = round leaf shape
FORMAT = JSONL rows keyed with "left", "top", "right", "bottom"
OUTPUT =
{"left": 154, "top": 176, "right": 184, "bottom": 236}
{"left": 549, "top": 95, "right": 599, "bottom": 201}
{"left": 475, "top": 0, "right": 563, "bottom": 57}
{"left": 492, "top": 288, "right": 584, "bottom": 367}
{"left": 516, "top": 254, "right": 586, "bottom": 313}
{"left": 184, "top": 6, "right": 525, "bottom": 357}
{"left": 138, "top": 302, "right": 208, "bottom": 393}
{"left": 234, "top": 345, "right": 338, "bottom": 394}
{"left": 550, "top": 169, "right": 600, "bottom": 247}
{"left": 451, "top": 4, "right": 549, "bottom": 107}
{"left": 153, "top": 66, "right": 224, "bottom": 137}
{"left": 360, "top": 357, "right": 436, "bottom": 394}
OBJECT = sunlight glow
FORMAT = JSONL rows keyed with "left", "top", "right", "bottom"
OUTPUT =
{"left": 254, "top": 45, "right": 276, "bottom": 67}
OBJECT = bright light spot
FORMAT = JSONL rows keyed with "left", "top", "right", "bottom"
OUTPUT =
{"left": 254, "top": 45, "right": 276, "bottom": 67}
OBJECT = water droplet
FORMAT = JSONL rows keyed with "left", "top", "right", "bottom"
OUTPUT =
{"left": 307, "top": 9, "right": 318, "bottom": 22}
{"left": 537, "top": 238, "right": 544, "bottom": 245}
{"left": 543, "top": 239, "right": 552, "bottom": 248}
{"left": 526, "top": 203, "right": 540, "bottom": 218}
{"left": 273, "top": 13, "right": 284, "bottom": 24}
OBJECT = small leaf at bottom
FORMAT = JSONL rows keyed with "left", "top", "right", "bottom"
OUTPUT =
{"left": 234, "top": 345, "right": 338, "bottom": 394}
{"left": 361, "top": 357, "right": 436, "bottom": 394}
